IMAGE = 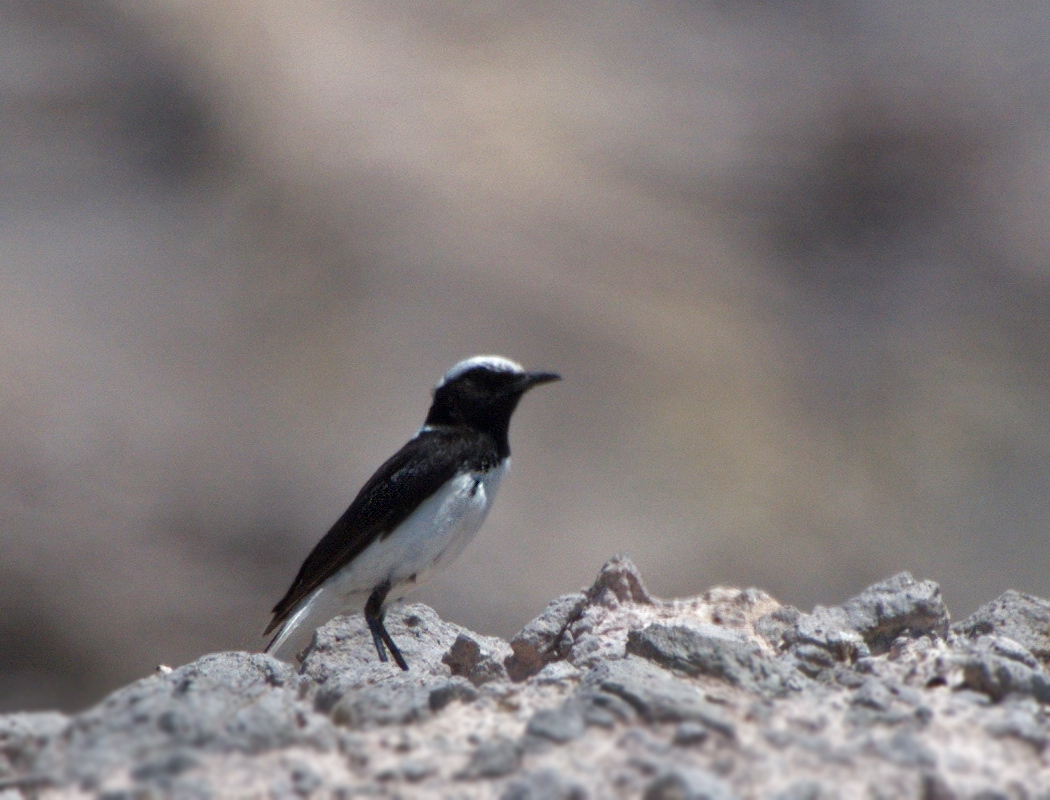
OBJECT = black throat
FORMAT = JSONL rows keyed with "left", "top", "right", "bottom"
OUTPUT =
{"left": 423, "top": 392, "right": 523, "bottom": 460}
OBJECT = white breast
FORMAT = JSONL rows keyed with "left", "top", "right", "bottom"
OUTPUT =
{"left": 329, "top": 459, "right": 508, "bottom": 600}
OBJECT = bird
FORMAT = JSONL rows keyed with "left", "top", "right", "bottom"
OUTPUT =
{"left": 263, "top": 355, "right": 560, "bottom": 668}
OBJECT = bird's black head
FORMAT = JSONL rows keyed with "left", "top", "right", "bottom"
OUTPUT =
{"left": 424, "top": 355, "right": 560, "bottom": 456}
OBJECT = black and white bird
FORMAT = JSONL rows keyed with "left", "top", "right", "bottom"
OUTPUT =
{"left": 263, "top": 355, "right": 560, "bottom": 668}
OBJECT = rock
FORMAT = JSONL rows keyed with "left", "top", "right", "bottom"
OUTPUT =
{"left": 643, "top": 766, "right": 738, "bottom": 800}
{"left": 534, "top": 660, "right": 583, "bottom": 686}
{"left": 626, "top": 622, "right": 805, "bottom": 697}
{"left": 329, "top": 681, "right": 429, "bottom": 730}
{"left": 301, "top": 603, "right": 465, "bottom": 709}
{"left": 955, "top": 636, "right": 1050, "bottom": 703}
{"left": 984, "top": 701, "right": 1050, "bottom": 749}
{"left": 955, "top": 590, "right": 1050, "bottom": 665}
{"left": 784, "top": 606, "right": 870, "bottom": 678}
{"left": 330, "top": 675, "right": 477, "bottom": 728}
{"left": 507, "top": 556, "right": 664, "bottom": 681}
{"left": 672, "top": 722, "right": 710, "bottom": 747}
{"left": 755, "top": 605, "right": 802, "bottom": 650}
{"left": 505, "top": 592, "right": 587, "bottom": 682}
{"left": 586, "top": 657, "right": 736, "bottom": 736}
{"left": 501, "top": 768, "right": 587, "bottom": 800}
{"left": 769, "top": 780, "right": 833, "bottom": 800}
{"left": 574, "top": 685, "right": 638, "bottom": 728}
{"left": 4, "top": 566, "right": 1050, "bottom": 797}
{"left": 443, "top": 632, "right": 511, "bottom": 686}
{"left": 0, "top": 712, "right": 68, "bottom": 778}
{"left": 918, "top": 771, "right": 958, "bottom": 800}
{"left": 784, "top": 573, "right": 949, "bottom": 678}
{"left": 23, "top": 652, "right": 339, "bottom": 789}
{"left": 865, "top": 729, "right": 937, "bottom": 768}
{"left": 838, "top": 572, "right": 950, "bottom": 653}
{"left": 524, "top": 705, "right": 586, "bottom": 745}
{"left": 585, "top": 554, "right": 654, "bottom": 606}
{"left": 851, "top": 678, "right": 895, "bottom": 711}
{"left": 429, "top": 676, "right": 479, "bottom": 710}
{"left": 457, "top": 736, "right": 523, "bottom": 779}
{"left": 376, "top": 756, "right": 435, "bottom": 782}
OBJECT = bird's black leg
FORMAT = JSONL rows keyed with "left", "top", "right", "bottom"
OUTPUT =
{"left": 364, "top": 580, "right": 409, "bottom": 671}
{"left": 365, "top": 613, "right": 388, "bottom": 664}
{"left": 377, "top": 623, "right": 408, "bottom": 672}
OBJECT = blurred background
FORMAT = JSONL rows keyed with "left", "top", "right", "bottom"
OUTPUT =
{"left": 2, "top": 0, "right": 1049, "bottom": 712}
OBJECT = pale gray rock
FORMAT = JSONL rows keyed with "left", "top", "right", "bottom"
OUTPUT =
{"left": 917, "top": 771, "right": 957, "bottom": 800}
{"left": 584, "top": 554, "right": 654, "bottom": 606}
{"left": 672, "top": 722, "right": 710, "bottom": 747}
{"left": 838, "top": 572, "right": 950, "bottom": 653}
{"left": 586, "top": 657, "right": 736, "bottom": 736}
{"left": 501, "top": 768, "right": 587, "bottom": 800}
{"left": 299, "top": 603, "right": 465, "bottom": 712}
{"left": 2, "top": 560, "right": 1050, "bottom": 798}
{"left": 865, "top": 729, "right": 937, "bottom": 768}
{"left": 534, "top": 660, "right": 583, "bottom": 686}
{"left": 553, "top": 555, "right": 685, "bottom": 671}
{"left": 955, "top": 590, "right": 1050, "bottom": 666}
{"left": 9, "top": 652, "right": 341, "bottom": 793}
{"left": 644, "top": 766, "right": 737, "bottom": 800}
{"left": 784, "top": 572, "right": 949, "bottom": 681}
{"left": 626, "top": 622, "right": 806, "bottom": 697}
{"left": 443, "top": 631, "right": 512, "bottom": 686}
{"left": 0, "top": 712, "right": 68, "bottom": 779}
{"left": 955, "top": 635, "right": 1050, "bottom": 703}
{"left": 329, "top": 675, "right": 477, "bottom": 729}
{"left": 376, "top": 757, "right": 435, "bottom": 783}
{"left": 983, "top": 699, "right": 1050, "bottom": 750}
{"left": 505, "top": 592, "right": 587, "bottom": 682}
{"left": 573, "top": 684, "right": 638, "bottom": 728}
{"left": 457, "top": 736, "right": 523, "bottom": 779}
{"left": 524, "top": 705, "right": 586, "bottom": 745}
{"left": 851, "top": 678, "right": 896, "bottom": 711}
{"left": 785, "top": 604, "right": 870, "bottom": 677}
{"left": 768, "top": 780, "right": 833, "bottom": 800}
{"left": 755, "top": 605, "right": 803, "bottom": 650}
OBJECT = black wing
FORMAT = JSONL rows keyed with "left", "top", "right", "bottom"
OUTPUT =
{"left": 264, "top": 426, "right": 498, "bottom": 634}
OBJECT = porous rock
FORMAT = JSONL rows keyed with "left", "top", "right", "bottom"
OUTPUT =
{"left": 955, "top": 590, "right": 1050, "bottom": 666}
{"left": 839, "top": 572, "right": 950, "bottom": 652}
{"left": 6, "top": 652, "right": 343, "bottom": 793}
{"left": 3, "top": 558, "right": 1050, "bottom": 798}
{"left": 500, "top": 768, "right": 587, "bottom": 800}
{"left": 954, "top": 635, "right": 1050, "bottom": 704}
{"left": 505, "top": 592, "right": 587, "bottom": 681}
{"left": 626, "top": 622, "right": 806, "bottom": 697}
{"left": 585, "top": 656, "right": 736, "bottom": 735}
{"left": 585, "top": 553, "right": 655, "bottom": 606}
{"left": 444, "top": 632, "right": 512, "bottom": 686}
{"left": 643, "top": 766, "right": 738, "bottom": 800}
{"left": 781, "top": 572, "right": 950, "bottom": 680}
{"left": 524, "top": 705, "right": 586, "bottom": 745}
{"left": 457, "top": 736, "right": 523, "bottom": 779}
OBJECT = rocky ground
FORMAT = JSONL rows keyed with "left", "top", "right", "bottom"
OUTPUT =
{"left": 2, "top": 557, "right": 1049, "bottom": 799}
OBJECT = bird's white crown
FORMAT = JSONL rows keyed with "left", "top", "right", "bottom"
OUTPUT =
{"left": 436, "top": 355, "right": 525, "bottom": 388}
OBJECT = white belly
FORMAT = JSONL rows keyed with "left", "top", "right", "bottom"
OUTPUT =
{"left": 332, "top": 460, "right": 507, "bottom": 597}
{"left": 267, "top": 461, "right": 507, "bottom": 659}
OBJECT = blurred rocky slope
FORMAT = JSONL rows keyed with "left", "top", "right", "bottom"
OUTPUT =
{"left": 3, "top": 1, "right": 1050, "bottom": 711}
{"left": 3, "top": 558, "right": 1050, "bottom": 798}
